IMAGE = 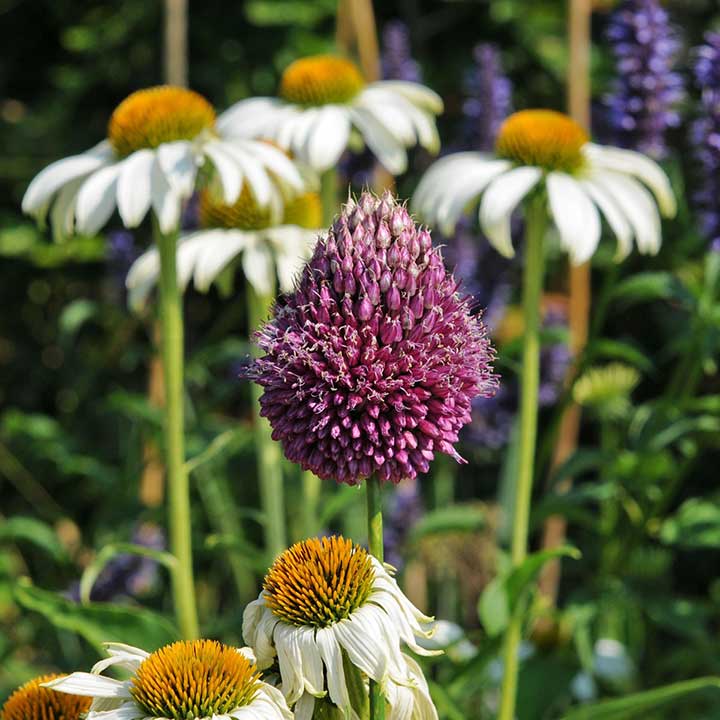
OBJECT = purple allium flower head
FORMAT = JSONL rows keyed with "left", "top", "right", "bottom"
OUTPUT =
{"left": 604, "top": 0, "right": 684, "bottom": 159}
{"left": 462, "top": 43, "right": 513, "bottom": 152}
{"left": 691, "top": 32, "right": 720, "bottom": 248}
{"left": 382, "top": 20, "right": 422, "bottom": 83}
{"left": 249, "top": 191, "right": 498, "bottom": 485}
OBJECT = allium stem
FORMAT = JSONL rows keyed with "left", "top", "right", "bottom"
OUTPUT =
{"left": 366, "top": 477, "right": 385, "bottom": 720}
{"left": 320, "top": 168, "right": 338, "bottom": 226}
{"left": 155, "top": 219, "right": 199, "bottom": 640}
{"left": 247, "top": 283, "right": 287, "bottom": 560}
{"left": 498, "top": 194, "right": 546, "bottom": 720}
{"left": 301, "top": 470, "right": 322, "bottom": 539}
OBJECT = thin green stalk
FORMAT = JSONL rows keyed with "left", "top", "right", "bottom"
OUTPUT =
{"left": 156, "top": 220, "right": 199, "bottom": 640}
{"left": 321, "top": 168, "right": 339, "bottom": 226}
{"left": 366, "top": 477, "right": 385, "bottom": 720}
{"left": 247, "top": 283, "right": 287, "bottom": 559}
{"left": 498, "top": 195, "right": 546, "bottom": 720}
{"left": 301, "top": 469, "right": 322, "bottom": 538}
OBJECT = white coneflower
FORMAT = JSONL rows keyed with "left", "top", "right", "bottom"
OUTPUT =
{"left": 413, "top": 109, "right": 676, "bottom": 263}
{"left": 22, "top": 86, "right": 303, "bottom": 237}
{"left": 126, "top": 187, "right": 322, "bottom": 309}
{"left": 44, "top": 640, "right": 292, "bottom": 720}
{"left": 219, "top": 55, "right": 442, "bottom": 174}
{"left": 243, "top": 535, "right": 440, "bottom": 720}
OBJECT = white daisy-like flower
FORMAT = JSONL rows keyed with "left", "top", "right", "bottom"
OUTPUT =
{"left": 44, "top": 639, "right": 292, "bottom": 720}
{"left": 413, "top": 109, "right": 676, "bottom": 264}
{"left": 126, "top": 187, "right": 322, "bottom": 310}
{"left": 243, "top": 535, "right": 440, "bottom": 720}
{"left": 219, "top": 55, "right": 443, "bottom": 174}
{"left": 22, "top": 85, "right": 304, "bottom": 238}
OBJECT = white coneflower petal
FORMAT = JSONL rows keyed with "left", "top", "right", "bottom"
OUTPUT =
{"left": 580, "top": 178, "right": 633, "bottom": 260}
{"left": 479, "top": 166, "right": 542, "bottom": 258}
{"left": 117, "top": 149, "right": 154, "bottom": 227}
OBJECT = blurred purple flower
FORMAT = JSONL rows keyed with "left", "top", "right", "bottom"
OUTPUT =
{"left": 67, "top": 522, "right": 165, "bottom": 602}
{"left": 604, "top": 0, "right": 684, "bottom": 159}
{"left": 384, "top": 477, "right": 424, "bottom": 569}
{"left": 248, "top": 191, "right": 497, "bottom": 485}
{"left": 461, "top": 43, "right": 513, "bottom": 152}
{"left": 691, "top": 32, "right": 720, "bottom": 248}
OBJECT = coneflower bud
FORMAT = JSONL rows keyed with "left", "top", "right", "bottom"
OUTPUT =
{"left": 248, "top": 191, "right": 498, "bottom": 485}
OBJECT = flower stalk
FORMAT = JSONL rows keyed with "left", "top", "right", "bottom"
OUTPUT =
{"left": 155, "top": 219, "right": 199, "bottom": 640}
{"left": 498, "top": 193, "right": 546, "bottom": 720}
{"left": 247, "top": 283, "right": 287, "bottom": 560}
{"left": 366, "top": 477, "right": 385, "bottom": 720}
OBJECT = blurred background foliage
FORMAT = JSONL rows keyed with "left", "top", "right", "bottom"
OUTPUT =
{"left": 2, "top": 1, "right": 720, "bottom": 718}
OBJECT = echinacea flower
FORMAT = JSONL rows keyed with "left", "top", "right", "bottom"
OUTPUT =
{"left": 22, "top": 85, "right": 304, "bottom": 237}
{"left": 413, "top": 109, "right": 677, "bottom": 264}
{"left": 1, "top": 675, "right": 90, "bottom": 720}
{"left": 45, "top": 640, "right": 292, "bottom": 720}
{"left": 243, "top": 535, "right": 438, "bottom": 720}
{"left": 125, "top": 186, "right": 322, "bottom": 310}
{"left": 218, "top": 56, "right": 442, "bottom": 174}
{"left": 248, "top": 190, "right": 497, "bottom": 485}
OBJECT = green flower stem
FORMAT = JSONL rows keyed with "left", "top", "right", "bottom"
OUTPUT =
{"left": 498, "top": 194, "right": 546, "bottom": 720}
{"left": 247, "top": 283, "right": 287, "bottom": 560}
{"left": 320, "top": 168, "right": 339, "bottom": 226}
{"left": 366, "top": 477, "right": 385, "bottom": 720}
{"left": 301, "top": 469, "right": 322, "bottom": 539}
{"left": 156, "top": 220, "right": 199, "bottom": 640}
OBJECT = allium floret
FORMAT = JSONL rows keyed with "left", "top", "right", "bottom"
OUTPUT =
{"left": 249, "top": 191, "right": 497, "bottom": 485}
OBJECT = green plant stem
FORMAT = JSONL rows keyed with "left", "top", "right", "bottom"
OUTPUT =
{"left": 498, "top": 195, "right": 546, "bottom": 720}
{"left": 301, "top": 470, "right": 322, "bottom": 538}
{"left": 156, "top": 221, "right": 199, "bottom": 640}
{"left": 321, "top": 168, "right": 338, "bottom": 226}
{"left": 247, "top": 283, "right": 287, "bottom": 559}
{"left": 366, "top": 478, "right": 385, "bottom": 720}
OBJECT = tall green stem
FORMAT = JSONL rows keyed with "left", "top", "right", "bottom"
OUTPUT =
{"left": 247, "top": 283, "right": 287, "bottom": 559}
{"left": 320, "top": 168, "right": 338, "bottom": 226}
{"left": 156, "top": 221, "right": 199, "bottom": 640}
{"left": 366, "top": 478, "right": 385, "bottom": 720}
{"left": 498, "top": 195, "right": 546, "bottom": 720}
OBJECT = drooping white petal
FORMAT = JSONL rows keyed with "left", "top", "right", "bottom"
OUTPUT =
{"left": 590, "top": 169, "right": 661, "bottom": 255}
{"left": 192, "top": 229, "right": 249, "bottom": 292}
{"left": 296, "top": 625, "right": 325, "bottom": 697}
{"left": 274, "top": 621, "right": 306, "bottom": 704}
{"left": 368, "top": 81, "right": 444, "bottom": 115}
{"left": 91, "top": 643, "right": 149, "bottom": 675}
{"left": 151, "top": 156, "right": 182, "bottom": 234}
{"left": 205, "top": 140, "right": 243, "bottom": 204}
{"left": 357, "top": 93, "right": 417, "bottom": 147}
{"left": 266, "top": 226, "right": 318, "bottom": 292}
{"left": 157, "top": 141, "right": 197, "bottom": 197}
{"left": 43, "top": 673, "right": 132, "bottom": 698}
{"left": 222, "top": 144, "right": 273, "bottom": 208}
{"left": 86, "top": 701, "right": 143, "bottom": 720}
{"left": 242, "top": 239, "right": 275, "bottom": 296}
{"left": 479, "top": 166, "right": 542, "bottom": 258}
{"left": 240, "top": 140, "right": 303, "bottom": 191}
{"left": 217, "top": 97, "right": 284, "bottom": 138}
{"left": 334, "top": 607, "right": 390, "bottom": 683}
{"left": 315, "top": 627, "right": 351, "bottom": 714}
{"left": 22, "top": 141, "right": 113, "bottom": 217}
{"left": 583, "top": 143, "right": 676, "bottom": 217}
{"left": 293, "top": 694, "right": 316, "bottom": 720}
{"left": 50, "top": 177, "right": 84, "bottom": 242}
{"left": 230, "top": 685, "right": 293, "bottom": 720}
{"left": 116, "top": 149, "right": 154, "bottom": 228}
{"left": 126, "top": 247, "right": 160, "bottom": 311}
{"left": 546, "top": 172, "right": 601, "bottom": 265}
{"left": 75, "top": 164, "right": 122, "bottom": 235}
{"left": 304, "top": 106, "right": 351, "bottom": 171}
{"left": 580, "top": 177, "right": 633, "bottom": 260}
{"left": 242, "top": 597, "right": 279, "bottom": 669}
{"left": 350, "top": 107, "right": 407, "bottom": 175}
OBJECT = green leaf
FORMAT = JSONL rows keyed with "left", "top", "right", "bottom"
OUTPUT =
{"left": 0, "top": 516, "right": 68, "bottom": 562}
{"left": 185, "top": 429, "right": 249, "bottom": 475}
{"left": 478, "top": 576, "right": 510, "bottom": 636}
{"left": 409, "top": 504, "right": 485, "bottom": 544}
{"left": 590, "top": 339, "right": 653, "bottom": 372}
{"left": 80, "top": 543, "right": 177, "bottom": 605}
{"left": 59, "top": 299, "right": 97, "bottom": 339}
{"left": 505, "top": 546, "right": 580, "bottom": 609}
{"left": 609, "top": 272, "right": 686, "bottom": 306}
{"left": 14, "top": 578, "right": 178, "bottom": 651}
{"left": 205, "top": 535, "right": 270, "bottom": 573}
{"left": 660, "top": 498, "right": 720, "bottom": 549}
{"left": 560, "top": 677, "right": 720, "bottom": 719}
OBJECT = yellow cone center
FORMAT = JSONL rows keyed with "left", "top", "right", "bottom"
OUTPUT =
{"left": 264, "top": 536, "right": 375, "bottom": 628}
{"left": 130, "top": 640, "right": 261, "bottom": 720}
{"left": 108, "top": 86, "right": 216, "bottom": 158}
{"left": 199, "top": 188, "right": 322, "bottom": 231}
{"left": 496, "top": 109, "right": 589, "bottom": 173}
{"left": 279, "top": 55, "right": 365, "bottom": 106}
{"left": 1, "top": 675, "right": 91, "bottom": 720}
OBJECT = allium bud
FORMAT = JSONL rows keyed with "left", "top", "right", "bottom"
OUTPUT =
{"left": 248, "top": 191, "right": 498, "bottom": 485}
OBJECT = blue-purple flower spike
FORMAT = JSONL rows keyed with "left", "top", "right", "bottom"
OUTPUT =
{"left": 692, "top": 32, "right": 720, "bottom": 248}
{"left": 249, "top": 191, "right": 498, "bottom": 485}
{"left": 462, "top": 43, "right": 513, "bottom": 152}
{"left": 382, "top": 20, "right": 422, "bottom": 83}
{"left": 604, "top": 0, "right": 684, "bottom": 159}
